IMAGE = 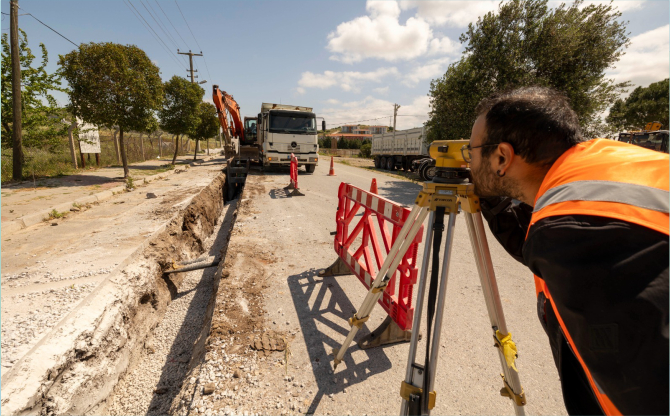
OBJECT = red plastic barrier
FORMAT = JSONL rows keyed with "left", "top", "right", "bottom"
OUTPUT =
{"left": 289, "top": 153, "right": 299, "bottom": 188}
{"left": 333, "top": 182, "right": 423, "bottom": 330}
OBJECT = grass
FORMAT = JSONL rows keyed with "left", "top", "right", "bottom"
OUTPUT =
{"left": 125, "top": 176, "right": 135, "bottom": 191}
{"left": 1, "top": 131, "right": 220, "bottom": 184}
{"left": 44, "top": 208, "right": 67, "bottom": 221}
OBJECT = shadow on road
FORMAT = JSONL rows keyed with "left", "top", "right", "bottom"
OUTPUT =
{"left": 287, "top": 268, "right": 393, "bottom": 415}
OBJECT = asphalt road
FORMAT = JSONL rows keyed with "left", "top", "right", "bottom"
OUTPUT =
{"left": 240, "top": 159, "right": 567, "bottom": 415}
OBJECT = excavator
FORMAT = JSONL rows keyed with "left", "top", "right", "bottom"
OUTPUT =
{"left": 212, "top": 85, "right": 258, "bottom": 199}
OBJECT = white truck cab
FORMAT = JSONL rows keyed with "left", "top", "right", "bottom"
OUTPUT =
{"left": 257, "top": 103, "right": 324, "bottom": 173}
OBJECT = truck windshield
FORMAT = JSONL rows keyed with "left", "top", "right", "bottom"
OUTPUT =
{"left": 269, "top": 113, "right": 316, "bottom": 134}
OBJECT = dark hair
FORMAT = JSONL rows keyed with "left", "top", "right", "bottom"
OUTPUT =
{"left": 475, "top": 86, "right": 584, "bottom": 165}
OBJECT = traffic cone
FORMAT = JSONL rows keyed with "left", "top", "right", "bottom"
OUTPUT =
{"left": 370, "top": 178, "right": 378, "bottom": 194}
{"left": 328, "top": 156, "right": 336, "bottom": 176}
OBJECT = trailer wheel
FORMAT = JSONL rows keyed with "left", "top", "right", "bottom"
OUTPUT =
{"left": 418, "top": 160, "right": 432, "bottom": 181}
{"left": 386, "top": 157, "right": 395, "bottom": 171}
{"left": 425, "top": 165, "right": 437, "bottom": 181}
{"left": 374, "top": 156, "right": 381, "bottom": 168}
{"left": 380, "top": 157, "right": 387, "bottom": 170}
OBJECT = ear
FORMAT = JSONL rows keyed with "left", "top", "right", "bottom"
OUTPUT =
{"left": 494, "top": 142, "right": 515, "bottom": 175}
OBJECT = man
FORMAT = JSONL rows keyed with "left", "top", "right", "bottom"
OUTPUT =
{"left": 466, "top": 86, "right": 668, "bottom": 415}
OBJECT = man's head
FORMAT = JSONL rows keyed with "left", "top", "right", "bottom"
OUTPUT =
{"left": 468, "top": 86, "right": 584, "bottom": 203}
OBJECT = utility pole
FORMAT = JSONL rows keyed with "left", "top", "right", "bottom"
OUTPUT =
{"left": 10, "top": 0, "right": 23, "bottom": 181}
{"left": 393, "top": 103, "right": 400, "bottom": 140}
{"left": 177, "top": 49, "right": 203, "bottom": 84}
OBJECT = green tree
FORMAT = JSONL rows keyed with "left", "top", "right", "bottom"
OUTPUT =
{"left": 158, "top": 76, "right": 203, "bottom": 165}
{"left": 359, "top": 143, "right": 372, "bottom": 158}
{"left": 1, "top": 30, "right": 68, "bottom": 152}
{"left": 59, "top": 42, "right": 163, "bottom": 177}
{"left": 427, "top": 0, "right": 630, "bottom": 142}
{"left": 606, "top": 79, "right": 669, "bottom": 131}
{"left": 191, "top": 102, "right": 219, "bottom": 160}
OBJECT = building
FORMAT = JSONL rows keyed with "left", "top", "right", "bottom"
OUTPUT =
{"left": 331, "top": 125, "right": 387, "bottom": 140}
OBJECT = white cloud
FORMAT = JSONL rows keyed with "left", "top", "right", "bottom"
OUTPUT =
{"left": 326, "top": 99, "right": 341, "bottom": 105}
{"left": 373, "top": 86, "right": 390, "bottom": 95}
{"left": 327, "top": 1, "right": 435, "bottom": 63}
{"left": 296, "top": 87, "right": 306, "bottom": 95}
{"left": 403, "top": 58, "right": 450, "bottom": 86}
{"left": 322, "top": 95, "right": 430, "bottom": 130}
{"left": 428, "top": 37, "right": 459, "bottom": 56}
{"left": 400, "top": 1, "right": 500, "bottom": 28}
{"left": 298, "top": 67, "right": 399, "bottom": 93}
{"left": 609, "top": 24, "right": 669, "bottom": 89}
{"left": 574, "top": 1, "right": 646, "bottom": 12}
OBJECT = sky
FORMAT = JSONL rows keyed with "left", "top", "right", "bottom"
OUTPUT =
{"left": 1, "top": 0, "right": 668, "bottom": 130}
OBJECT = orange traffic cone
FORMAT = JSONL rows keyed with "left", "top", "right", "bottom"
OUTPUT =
{"left": 328, "top": 156, "right": 336, "bottom": 176}
{"left": 370, "top": 178, "right": 378, "bottom": 194}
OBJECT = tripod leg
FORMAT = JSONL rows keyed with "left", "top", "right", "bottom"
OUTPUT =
{"left": 464, "top": 212, "right": 526, "bottom": 415}
{"left": 400, "top": 212, "right": 435, "bottom": 416}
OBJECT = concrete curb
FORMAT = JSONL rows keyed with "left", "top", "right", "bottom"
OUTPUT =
{"left": 1, "top": 155, "right": 220, "bottom": 237}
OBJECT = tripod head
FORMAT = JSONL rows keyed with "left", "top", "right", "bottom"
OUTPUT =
{"left": 428, "top": 139, "right": 471, "bottom": 183}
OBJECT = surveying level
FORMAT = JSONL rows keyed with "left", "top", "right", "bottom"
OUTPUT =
{"left": 332, "top": 140, "right": 526, "bottom": 415}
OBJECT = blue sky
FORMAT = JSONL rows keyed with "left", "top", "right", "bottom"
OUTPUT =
{"left": 2, "top": 0, "right": 668, "bottom": 130}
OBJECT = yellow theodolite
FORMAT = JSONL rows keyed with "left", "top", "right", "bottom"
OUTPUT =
{"left": 331, "top": 140, "right": 527, "bottom": 416}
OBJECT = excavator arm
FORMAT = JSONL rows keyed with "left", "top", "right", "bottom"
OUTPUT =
{"left": 212, "top": 85, "right": 245, "bottom": 155}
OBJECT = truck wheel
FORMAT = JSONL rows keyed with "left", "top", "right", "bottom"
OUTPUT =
{"left": 418, "top": 160, "right": 431, "bottom": 181}
{"left": 374, "top": 157, "right": 381, "bottom": 169}
{"left": 380, "top": 157, "right": 387, "bottom": 170}
{"left": 386, "top": 157, "right": 395, "bottom": 171}
{"left": 305, "top": 164, "right": 315, "bottom": 174}
{"left": 425, "top": 165, "right": 437, "bottom": 181}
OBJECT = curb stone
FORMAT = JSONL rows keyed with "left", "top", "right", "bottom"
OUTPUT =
{"left": 1, "top": 155, "right": 219, "bottom": 237}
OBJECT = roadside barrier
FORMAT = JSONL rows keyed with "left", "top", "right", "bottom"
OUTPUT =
{"left": 284, "top": 153, "right": 305, "bottom": 196}
{"left": 320, "top": 179, "right": 423, "bottom": 347}
{"left": 328, "top": 156, "right": 336, "bottom": 176}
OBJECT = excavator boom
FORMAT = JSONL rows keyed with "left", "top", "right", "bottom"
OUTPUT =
{"left": 213, "top": 85, "right": 246, "bottom": 144}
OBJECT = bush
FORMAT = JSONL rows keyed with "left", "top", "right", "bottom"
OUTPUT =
{"left": 359, "top": 143, "right": 372, "bottom": 158}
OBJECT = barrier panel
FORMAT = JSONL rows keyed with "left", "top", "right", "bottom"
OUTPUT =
{"left": 331, "top": 181, "right": 423, "bottom": 331}
{"left": 284, "top": 153, "right": 304, "bottom": 196}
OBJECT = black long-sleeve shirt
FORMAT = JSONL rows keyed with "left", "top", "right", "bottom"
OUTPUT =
{"left": 480, "top": 197, "right": 669, "bottom": 416}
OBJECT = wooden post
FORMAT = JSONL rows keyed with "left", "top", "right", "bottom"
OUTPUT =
{"left": 207, "top": 138, "right": 210, "bottom": 155}
{"left": 158, "top": 133, "right": 163, "bottom": 158}
{"left": 113, "top": 127, "right": 121, "bottom": 165}
{"left": 139, "top": 132, "right": 145, "bottom": 160}
{"left": 67, "top": 120, "right": 78, "bottom": 169}
{"left": 95, "top": 153, "right": 100, "bottom": 167}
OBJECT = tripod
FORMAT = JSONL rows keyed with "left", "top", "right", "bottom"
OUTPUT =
{"left": 332, "top": 177, "right": 526, "bottom": 416}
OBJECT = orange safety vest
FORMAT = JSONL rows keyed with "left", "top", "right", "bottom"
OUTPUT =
{"left": 527, "top": 139, "right": 669, "bottom": 415}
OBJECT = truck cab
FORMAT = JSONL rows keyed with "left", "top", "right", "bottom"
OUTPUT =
{"left": 257, "top": 103, "right": 323, "bottom": 173}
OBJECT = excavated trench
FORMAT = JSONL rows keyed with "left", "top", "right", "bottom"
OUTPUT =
{"left": 0, "top": 172, "right": 245, "bottom": 416}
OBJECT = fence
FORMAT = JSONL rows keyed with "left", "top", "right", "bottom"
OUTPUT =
{"left": 1, "top": 129, "right": 223, "bottom": 183}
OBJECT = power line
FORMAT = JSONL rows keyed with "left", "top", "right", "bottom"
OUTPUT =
{"left": 173, "top": 1, "right": 212, "bottom": 85}
{"left": 15, "top": 6, "right": 78, "bottom": 47}
{"left": 123, "top": 0, "right": 183, "bottom": 69}
{"left": 154, "top": 0, "right": 189, "bottom": 50}
{"left": 140, "top": 0, "right": 179, "bottom": 51}
{"left": 174, "top": 0, "right": 202, "bottom": 51}
{"left": 138, "top": 0, "right": 189, "bottom": 67}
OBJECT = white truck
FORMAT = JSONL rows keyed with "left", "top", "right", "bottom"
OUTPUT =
{"left": 371, "top": 126, "right": 430, "bottom": 171}
{"left": 257, "top": 103, "right": 324, "bottom": 173}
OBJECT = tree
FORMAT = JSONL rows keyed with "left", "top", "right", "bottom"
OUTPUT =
{"left": 606, "top": 79, "right": 669, "bottom": 131}
{"left": 191, "top": 102, "right": 219, "bottom": 160}
{"left": 359, "top": 143, "right": 372, "bottom": 158}
{"left": 426, "top": 0, "right": 630, "bottom": 142}
{"left": 158, "top": 76, "right": 203, "bottom": 165}
{"left": 59, "top": 42, "right": 163, "bottom": 177}
{"left": 1, "top": 30, "right": 68, "bottom": 152}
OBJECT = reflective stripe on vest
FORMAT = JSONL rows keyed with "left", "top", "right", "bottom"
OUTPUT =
{"left": 528, "top": 139, "right": 669, "bottom": 415}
